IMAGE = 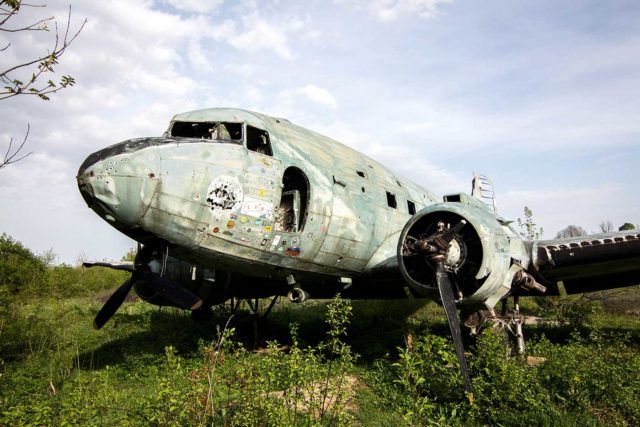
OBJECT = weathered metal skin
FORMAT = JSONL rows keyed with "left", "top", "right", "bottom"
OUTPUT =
{"left": 532, "top": 231, "right": 640, "bottom": 293}
{"left": 397, "top": 193, "right": 529, "bottom": 308}
{"left": 78, "top": 108, "right": 639, "bottom": 312}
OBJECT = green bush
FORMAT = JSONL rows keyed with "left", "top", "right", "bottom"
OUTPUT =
{"left": 1, "top": 295, "right": 357, "bottom": 426}
{"left": 532, "top": 333, "right": 640, "bottom": 424}
{"left": 0, "top": 233, "right": 47, "bottom": 296}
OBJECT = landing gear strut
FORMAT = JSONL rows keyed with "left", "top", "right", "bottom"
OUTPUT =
{"left": 464, "top": 295, "right": 527, "bottom": 356}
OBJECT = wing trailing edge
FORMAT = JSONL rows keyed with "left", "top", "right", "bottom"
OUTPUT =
{"left": 531, "top": 230, "right": 640, "bottom": 294}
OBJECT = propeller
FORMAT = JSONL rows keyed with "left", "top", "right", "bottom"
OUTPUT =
{"left": 83, "top": 261, "right": 134, "bottom": 272}
{"left": 85, "top": 246, "right": 203, "bottom": 329}
{"left": 429, "top": 220, "right": 473, "bottom": 396}
{"left": 93, "top": 275, "right": 135, "bottom": 329}
{"left": 435, "top": 259, "right": 473, "bottom": 395}
{"left": 404, "top": 219, "right": 473, "bottom": 396}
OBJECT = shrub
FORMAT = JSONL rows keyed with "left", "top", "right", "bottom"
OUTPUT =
{"left": 0, "top": 233, "right": 47, "bottom": 296}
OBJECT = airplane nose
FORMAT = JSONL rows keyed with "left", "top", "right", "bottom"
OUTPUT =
{"left": 77, "top": 139, "right": 159, "bottom": 226}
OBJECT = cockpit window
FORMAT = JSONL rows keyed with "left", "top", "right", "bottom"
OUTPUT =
{"left": 170, "top": 121, "right": 243, "bottom": 142}
{"left": 246, "top": 125, "right": 272, "bottom": 156}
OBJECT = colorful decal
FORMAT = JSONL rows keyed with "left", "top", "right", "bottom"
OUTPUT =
{"left": 227, "top": 220, "right": 235, "bottom": 229}
{"left": 272, "top": 235, "right": 281, "bottom": 246}
{"left": 240, "top": 216, "right": 248, "bottom": 223}
{"left": 286, "top": 246, "right": 301, "bottom": 257}
{"left": 230, "top": 212, "right": 238, "bottom": 219}
{"left": 193, "top": 193, "right": 201, "bottom": 201}
{"left": 255, "top": 219, "right": 262, "bottom": 226}
{"left": 265, "top": 225, "right": 272, "bottom": 232}
{"left": 213, "top": 227, "right": 219, "bottom": 233}
{"left": 206, "top": 175, "right": 243, "bottom": 211}
{"left": 261, "top": 238, "right": 268, "bottom": 246}
{"left": 291, "top": 237, "right": 300, "bottom": 245}
{"left": 258, "top": 189, "right": 266, "bottom": 197}
{"left": 241, "top": 197, "right": 274, "bottom": 219}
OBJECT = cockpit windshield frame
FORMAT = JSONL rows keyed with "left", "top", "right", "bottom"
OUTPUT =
{"left": 168, "top": 121, "right": 244, "bottom": 144}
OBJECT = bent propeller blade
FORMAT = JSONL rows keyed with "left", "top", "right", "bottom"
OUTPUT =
{"left": 83, "top": 261, "right": 135, "bottom": 272}
{"left": 435, "top": 261, "right": 473, "bottom": 396}
{"left": 94, "top": 277, "right": 134, "bottom": 330}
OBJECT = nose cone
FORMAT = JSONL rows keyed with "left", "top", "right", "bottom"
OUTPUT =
{"left": 77, "top": 139, "right": 159, "bottom": 227}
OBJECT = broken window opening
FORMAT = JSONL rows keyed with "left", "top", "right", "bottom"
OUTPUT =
{"left": 407, "top": 200, "right": 416, "bottom": 215}
{"left": 275, "top": 167, "right": 309, "bottom": 233}
{"left": 247, "top": 125, "right": 272, "bottom": 156}
{"left": 169, "top": 121, "right": 243, "bottom": 143}
{"left": 386, "top": 191, "right": 397, "bottom": 209}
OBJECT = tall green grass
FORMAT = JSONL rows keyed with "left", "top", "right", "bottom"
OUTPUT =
{"left": 1, "top": 234, "right": 639, "bottom": 425}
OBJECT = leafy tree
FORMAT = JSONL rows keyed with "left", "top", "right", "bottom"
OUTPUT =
{"left": 517, "top": 206, "right": 544, "bottom": 240}
{"left": 121, "top": 247, "right": 137, "bottom": 262}
{"left": 619, "top": 222, "right": 637, "bottom": 231}
{"left": 0, "top": 0, "right": 86, "bottom": 169}
{"left": 555, "top": 225, "right": 587, "bottom": 239}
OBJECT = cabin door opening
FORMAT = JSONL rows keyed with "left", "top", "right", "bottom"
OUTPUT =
{"left": 275, "top": 167, "right": 309, "bottom": 233}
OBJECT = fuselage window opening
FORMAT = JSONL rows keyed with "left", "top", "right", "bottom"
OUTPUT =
{"left": 386, "top": 191, "right": 397, "bottom": 209}
{"left": 247, "top": 125, "right": 273, "bottom": 156}
{"left": 407, "top": 200, "right": 416, "bottom": 215}
{"left": 169, "top": 121, "right": 243, "bottom": 142}
{"left": 275, "top": 167, "right": 309, "bottom": 233}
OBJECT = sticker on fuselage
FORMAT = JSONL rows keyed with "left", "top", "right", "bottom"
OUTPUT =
{"left": 241, "top": 196, "right": 273, "bottom": 219}
{"left": 206, "top": 175, "right": 243, "bottom": 211}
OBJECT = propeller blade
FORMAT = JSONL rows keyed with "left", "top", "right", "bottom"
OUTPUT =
{"left": 144, "top": 271, "right": 203, "bottom": 310}
{"left": 94, "top": 277, "right": 134, "bottom": 330}
{"left": 83, "top": 261, "right": 135, "bottom": 272}
{"left": 435, "top": 261, "right": 473, "bottom": 396}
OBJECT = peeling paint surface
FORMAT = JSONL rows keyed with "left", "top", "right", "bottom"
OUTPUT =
{"left": 206, "top": 175, "right": 243, "bottom": 211}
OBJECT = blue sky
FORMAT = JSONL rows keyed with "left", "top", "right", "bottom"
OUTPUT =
{"left": 1, "top": 0, "right": 639, "bottom": 263}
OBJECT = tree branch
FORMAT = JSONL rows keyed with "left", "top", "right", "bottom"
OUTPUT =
{"left": 0, "top": 4, "right": 86, "bottom": 101}
{"left": 0, "top": 124, "right": 32, "bottom": 169}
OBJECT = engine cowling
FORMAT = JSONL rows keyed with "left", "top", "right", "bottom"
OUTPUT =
{"left": 397, "top": 194, "right": 529, "bottom": 309}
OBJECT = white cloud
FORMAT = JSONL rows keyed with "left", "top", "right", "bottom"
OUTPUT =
{"left": 230, "top": 20, "right": 293, "bottom": 59}
{"left": 295, "top": 85, "right": 338, "bottom": 109}
{"left": 187, "top": 39, "right": 212, "bottom": 70}
{"left": 163, "top": 0, "right": 224, "bottom": 14}
{"left": 337, "top": 0, "right": 453, "bottom": 21}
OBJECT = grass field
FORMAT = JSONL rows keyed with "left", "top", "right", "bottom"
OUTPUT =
{"left": 1, "top": 235, "right": 639, "bottom": 425}
{"left": 2, "top": 277, "right": 640, "bottom": 426}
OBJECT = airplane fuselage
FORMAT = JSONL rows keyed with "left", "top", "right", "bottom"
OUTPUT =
{"left": 78, "top": 109, "right": 453, "bottom": 298}
{"left": 78, "top": 108, "right": 640, "bottom": 312}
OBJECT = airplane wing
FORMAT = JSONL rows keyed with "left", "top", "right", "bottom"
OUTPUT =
{"left": 531, "top": 230, "right": 640, "bottom": 294}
